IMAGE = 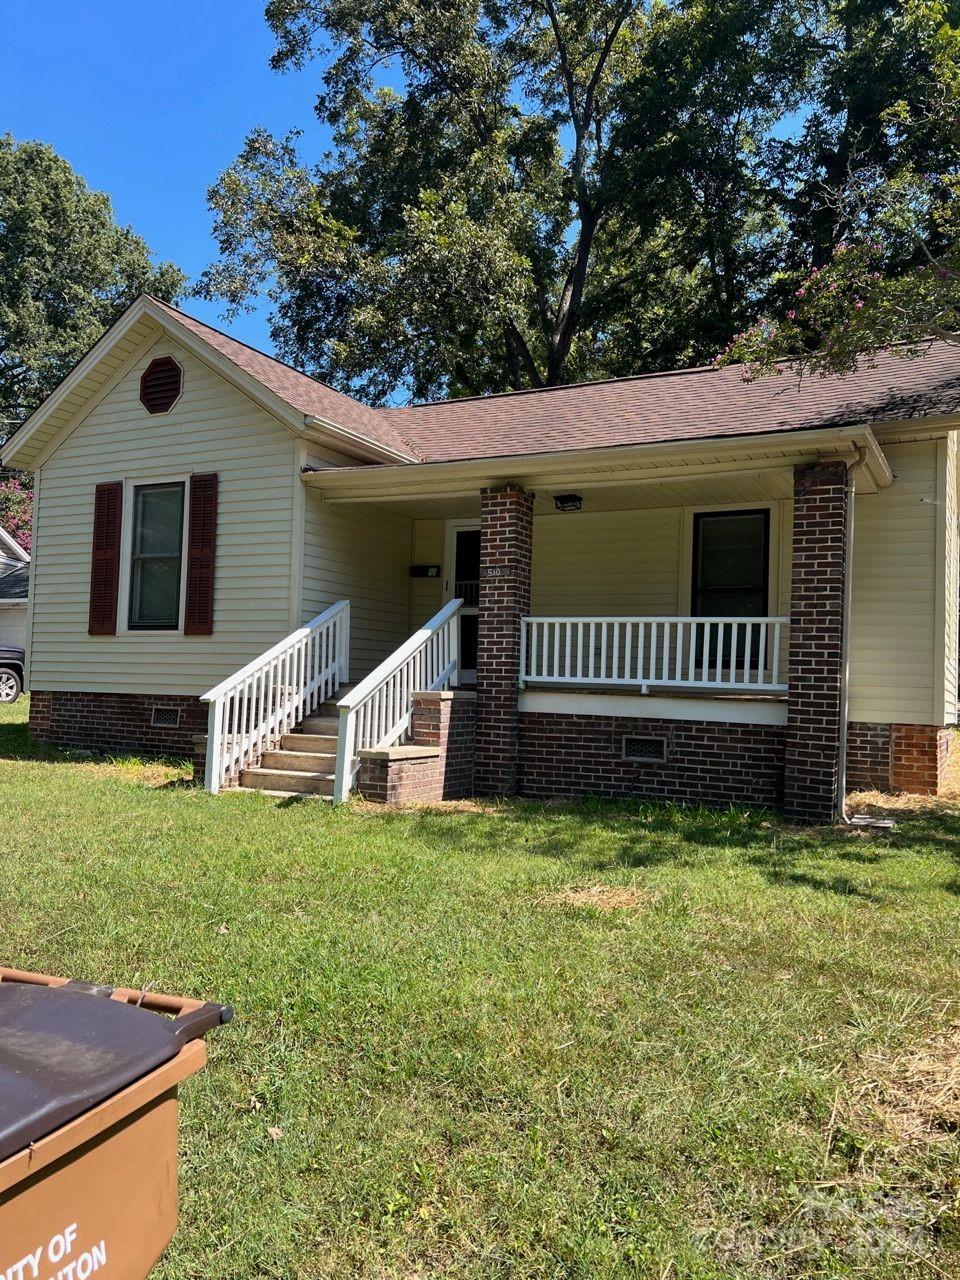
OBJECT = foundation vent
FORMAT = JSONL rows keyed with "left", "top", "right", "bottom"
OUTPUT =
{"left": 150, "top": 705, "right": 182, "bottom": 729}
{"left": 623, "top": 735, "right": 666, "bottom": 764}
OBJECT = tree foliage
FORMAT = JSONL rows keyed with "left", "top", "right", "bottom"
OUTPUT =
{"left": 720, "top": 0, "right": 960, "bottom": 375}
{"left": 203, "top": 0, "right": 960, "bottom": 397}
{"left": 0, "top": 477, "right": 32, "bottom": 552}
{"left": 0, "top": 135, "right": 185, "bottom": 439}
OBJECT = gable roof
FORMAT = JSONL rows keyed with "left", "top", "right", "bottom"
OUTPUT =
{"left": 147, "top": 299, "right": 420, "bottom": 461}
{"left": 5, "top": 294, "right": 960, "bottom": 474}
{"left": 146, "top": 309, "right": 960, "bottom": 462}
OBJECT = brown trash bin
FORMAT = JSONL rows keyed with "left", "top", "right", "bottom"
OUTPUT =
{"left": 0, "top": 967, "right": 231, "bottom": 1280}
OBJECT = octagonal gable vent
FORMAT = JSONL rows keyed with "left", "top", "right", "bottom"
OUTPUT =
{"left": 139, "top": 356, "right": 183, "bottom": 414}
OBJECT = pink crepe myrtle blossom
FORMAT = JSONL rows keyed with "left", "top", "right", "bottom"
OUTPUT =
{"left": 0, "top": 479, "right": 33, "bottom": 552}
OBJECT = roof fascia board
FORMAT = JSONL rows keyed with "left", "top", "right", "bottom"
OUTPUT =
{"left": 27, "top": 331, "right": 167, "bottom": 472}
{"left": 304, "top": 425, "right": 885, "bottom": 499}
{"left": 1, "top": 298, "right": 152, "bottom": 469}
{"left": 2, "top": 295, "right": 407, "bottom": 471}
{"left": 872, "top": 414, "right": 960, "bottom": 443}
{"left": 302, "top": 415, "right": 417, "bottom": 464}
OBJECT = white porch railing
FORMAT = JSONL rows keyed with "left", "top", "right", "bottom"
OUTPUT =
{"left": 521, "top": 616, "right": 789, "bottom": 693}
{"left": 333, "top": 599, "right": 462, "bottom": 803}
{"left": 201, "top": 600, "right": 350, "bottom": 794}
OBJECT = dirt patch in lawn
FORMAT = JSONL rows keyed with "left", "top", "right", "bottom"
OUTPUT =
{"left": 539, "top": 884, "right": 657, "bottom": 911}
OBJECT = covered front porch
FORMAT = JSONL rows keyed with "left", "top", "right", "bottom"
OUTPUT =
{"left": 293, "top": 424, "right": 890, "bottom": 820}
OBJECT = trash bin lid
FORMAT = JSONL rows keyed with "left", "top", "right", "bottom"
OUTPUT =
{"left": 0, "top": 983, "right": 185, "bottom": 1163}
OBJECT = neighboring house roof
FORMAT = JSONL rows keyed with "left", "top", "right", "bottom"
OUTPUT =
{"left": 0, "top": 528, "right": 29, "bottom": 563}
{"left": 0, "top": 562, "right": 28, "bottom": 601}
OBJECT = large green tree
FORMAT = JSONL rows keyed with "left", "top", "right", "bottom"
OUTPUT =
{"left": 0, "top": 136, "right": 185, "bottom": 440}
{"left": 201, "top": 0, "right": 803, "bottom": 400}
{"left": 203, "top": 0, "right": 960, "bottom": 398}
{"left": 720, "top": 0, "right": 960, "bottom": 375}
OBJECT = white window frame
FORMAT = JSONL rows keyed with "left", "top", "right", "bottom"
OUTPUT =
{"left": 678, "top": 500, "right": 783, "bottom": 617}
{"left": 117, "top": 473, "right": 190, "bottom": 636}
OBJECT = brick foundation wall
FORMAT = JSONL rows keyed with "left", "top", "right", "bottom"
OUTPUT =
{"left": 784, "top": 461, "right": 849, "bottom": 823}
{"left": 845, "top": 722, "right": 892, "bottom": 791}
{"left": 28, "top": 689, "right": 207, "bottom": 759}
{"left": 518, "top": 713, "right": 786, "bottom": 808}
{"left": 358, "top": 691, "right": 476, "bottom": 804}
{"left": 890, "top": 723, "right": 951, "bottom": 795}
{"left": 475, "top": 485, "right": 534, "bottom": 796}
{"left": 846, "top": 721, "right": 951, "bottom": 795}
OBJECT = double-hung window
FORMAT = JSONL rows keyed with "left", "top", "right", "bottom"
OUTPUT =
{"left": 128, "top": 482, "right": 185, "bottom": 630}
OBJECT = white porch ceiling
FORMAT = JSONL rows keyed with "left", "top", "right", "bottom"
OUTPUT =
{"left": 321, "top": 467, "right": 798, "bottom": 520}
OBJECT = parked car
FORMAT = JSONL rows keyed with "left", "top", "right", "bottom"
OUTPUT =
{"left": 0, "top": 645, "right": 24, "bottom": 703}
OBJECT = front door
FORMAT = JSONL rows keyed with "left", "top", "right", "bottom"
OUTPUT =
{"left": 445, "top": 522, "right": 480, "bottom": 684}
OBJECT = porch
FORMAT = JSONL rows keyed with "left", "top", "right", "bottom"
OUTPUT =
{"left": 203, "top": 427, "right": 890, "bottom": 820}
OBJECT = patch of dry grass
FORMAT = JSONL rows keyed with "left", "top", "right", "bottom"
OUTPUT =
{"left": 855, "top": 1019, "right": 960, "bottom": 1146}
{"left": 538, "top": 883, "right": 658, "bottom": 910}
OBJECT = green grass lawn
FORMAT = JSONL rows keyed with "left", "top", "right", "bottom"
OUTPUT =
{"left": 2, "top": 697, "right": 960, "bottom": 1278}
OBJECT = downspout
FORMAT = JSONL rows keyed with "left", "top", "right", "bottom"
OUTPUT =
{"left": 836, "top": 445, "right": 867, "bottom": 822}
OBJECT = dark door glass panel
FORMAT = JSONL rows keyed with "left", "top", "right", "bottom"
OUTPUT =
{"left": 693, "top": 511, "right": 769, "bottom": 617}
{"left": 692, "top": 510, "right": 770, "bottom": 673}
{"left": 460, "top": 614, "right": 479, "bottom": 672}
{"left": 454, "top": 529, "right": 481, "bottom": 607}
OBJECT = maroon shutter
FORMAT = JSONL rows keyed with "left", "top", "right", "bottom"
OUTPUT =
{"left": 184, "top": 473, "right": 218, "bottom": 635}
{"left": 88, "top": 482, "right": 123, "bottom": 635}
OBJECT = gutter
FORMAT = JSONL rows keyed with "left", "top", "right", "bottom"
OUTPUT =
{"left": 302, "top": 424, "right": 894, "bottom": 500}
{"left": 836, "top": 444, "right": 870, "bottom": 822}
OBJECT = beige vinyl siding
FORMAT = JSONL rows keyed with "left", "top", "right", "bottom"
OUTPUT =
{"left": 411, "top": 520, "right": 445, "bottom": 625}
{"left": 301, "top": 494, "right": 413, "bottom": 680}
{"left": 939, "top": 434, "right": 958, "bottom": 724}
{"left": 30, "top": 337, "right": 299, "bottom": 696}
{"left": 532, "top": 509, "right": 684, "bottom": 615}
{"left": 530, "top": 504, "right": 793, "bottom": 618}
{"left": 847, "top": 440, "right": 939, "bottom": 724}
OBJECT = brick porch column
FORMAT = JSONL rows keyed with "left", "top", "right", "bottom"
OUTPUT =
{"left": 783, "top": 461, "right": 850, "bottom": 823}
{"left": 475, "top": 484, "right": 534, "bottom": 795}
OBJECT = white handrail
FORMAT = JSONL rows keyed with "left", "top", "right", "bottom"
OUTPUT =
{"left": 521, "top": 615, "right": 789, "bottom": 692}
{"left": 201, "top": 600, "right": 350, "bottom": 794}
{"left": 333, "top": 598, "right": 462, "bottom": 803}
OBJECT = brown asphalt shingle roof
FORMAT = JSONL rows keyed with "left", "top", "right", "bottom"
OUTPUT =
{"left": 388, "top": 343, "right": 960, "bottom": 462}
{"left": 156, "top": 300, "right": 960, "bottom": 464}
{"left": 151, "top": 299, "right": 421, "bottom": 460}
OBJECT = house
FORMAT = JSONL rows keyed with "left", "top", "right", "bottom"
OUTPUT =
{"left": 0, "top": 526, "right": 29, "bottom": 650}
{"left": 3, "top": 293, "right": 959, "bottom": 822}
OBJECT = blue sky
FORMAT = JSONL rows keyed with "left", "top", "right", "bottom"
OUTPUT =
{"left": 0, "top": 1, "right": 331, "bottom": 351}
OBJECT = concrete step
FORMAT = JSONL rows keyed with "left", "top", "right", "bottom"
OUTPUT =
{"left": 240, "top": 767, "right": 335, "bottom": 796}
{"left": 300, "top": 715, "right": 339, "bottom": 735}
{"left": 261, "top": 749, "right": 337, "bottom": 773}
{"left": 281, "top": 733, "right": 338, "bottom": 753}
